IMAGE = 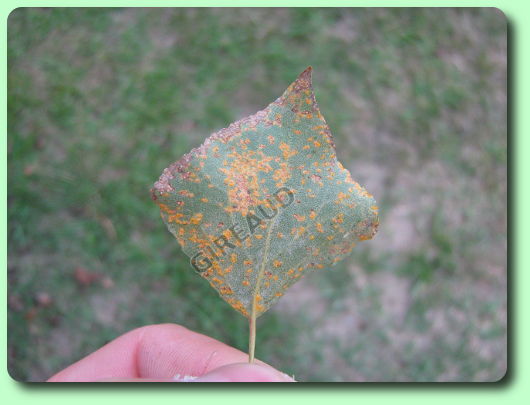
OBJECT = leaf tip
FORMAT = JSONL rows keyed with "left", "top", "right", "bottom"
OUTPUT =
{"left": 297, "top": 66, "right": 313, "bottom": 86}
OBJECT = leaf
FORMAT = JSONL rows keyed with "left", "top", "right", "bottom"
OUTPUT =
{"left": 73, "top": 266, "right": 101, "bottom": 287}
{"left": 151, "top": 67, "right": 378, "bottom": 357}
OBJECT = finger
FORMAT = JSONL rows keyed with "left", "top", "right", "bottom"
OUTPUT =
{"left": 47, "top": 323, "right": 274, "bottom": 382}
{"left": 98, "top": 378, "right": 175, "bottom": 382}
{"left": 134, "top": 323, "right": 259, "bottom": 379}
{"left": 48, "top": 324, "right": 142, "bottom": 382}
{"left": 98, "top": 363, "right": 295, "bottom": 382}
{"left": 192, "top": 363, "right": 295, "bottom": 382}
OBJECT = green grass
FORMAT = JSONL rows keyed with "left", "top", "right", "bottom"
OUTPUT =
{"left": 8, "top": 7, "right": 506, "bottom": 381}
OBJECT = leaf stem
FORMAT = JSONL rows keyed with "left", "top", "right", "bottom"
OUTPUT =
{"left": 248, "top": 304, "right": 257, "bottom": 363}
{"left": 248, "top": 217, "right": 277, "bottom": 363}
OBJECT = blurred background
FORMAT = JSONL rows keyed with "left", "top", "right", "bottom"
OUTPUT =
{"left": 8, "top": 8, "right": 507, "bottom": 382}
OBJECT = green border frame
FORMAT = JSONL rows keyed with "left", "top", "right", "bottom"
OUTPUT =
{"left": 3, "top": 0, "right": 524, "bottom": 402}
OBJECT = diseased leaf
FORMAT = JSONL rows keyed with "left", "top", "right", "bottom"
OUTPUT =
{"left": 151, "top": 67, "right": 379, "bottom": 360}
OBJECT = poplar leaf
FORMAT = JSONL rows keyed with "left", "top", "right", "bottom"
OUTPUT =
{"left": 151, "top": 67, "right": 379, "bottom": 320}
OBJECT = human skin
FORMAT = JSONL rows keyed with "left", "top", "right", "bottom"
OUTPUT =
{"left": 47, "top": 323, "right": 295, "bottom": 382}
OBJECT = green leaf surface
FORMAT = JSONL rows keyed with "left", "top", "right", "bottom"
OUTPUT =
{"left": 152, "top": 67, "right": 379, "bottom": 319}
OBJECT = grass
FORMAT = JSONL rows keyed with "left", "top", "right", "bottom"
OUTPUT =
{"left": 8, "top": 7, "right": 506, "bottom": 382}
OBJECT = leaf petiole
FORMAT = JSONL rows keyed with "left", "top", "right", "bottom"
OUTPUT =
{"left": 248, "top": 217, "right": 277, "bottom": 363}
{"left": 248, "top": 301, "right": 257, "bottom": 363}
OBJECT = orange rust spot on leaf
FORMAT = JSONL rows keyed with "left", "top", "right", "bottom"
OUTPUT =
{"left": 293, "top": 214, "right": 306, "bottom": 222}
{"left": 190, "top": 213, "right": 203, "bottom": 224}
{"left": 273, "top": 162, "right": 291, "bottom": 187}
{"left": 336, "top": 191, "right": 349, "bottom": 204}
{"left": 279, "top": 142, "right": 298, "bottom": 159}
{"left": 167, "top": 212, "right": 186, "bottom": 224}
{"left": 220, "top": 286, "right": 233, "bottom": 295}
{"left": 158, "top": 203, "right": 177, "bottom": 214}
{"left": 178, "top": 190, "right": 194, "bottom": 198}
{"left": 333, "top": 213, "right": 345, "bottom": 224}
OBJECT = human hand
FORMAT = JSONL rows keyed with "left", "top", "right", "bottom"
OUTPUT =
{"left": 47, "top": 323, "right": 295, "bottom": 382}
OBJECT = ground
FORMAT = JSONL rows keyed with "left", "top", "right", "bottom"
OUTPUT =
{"left": 8, "top": 7, "right": 507, "bottom": 382}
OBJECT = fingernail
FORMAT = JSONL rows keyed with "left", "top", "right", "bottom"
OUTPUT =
{"left": 192, "top": 363, "right": 296, "bottom": 382}
{"left": 173, "top": 373, "right": 199, "bottom": 382}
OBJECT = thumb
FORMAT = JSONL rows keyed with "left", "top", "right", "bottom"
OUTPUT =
{"left": 188, "top": 363, "right": 295, "bottom": 382}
